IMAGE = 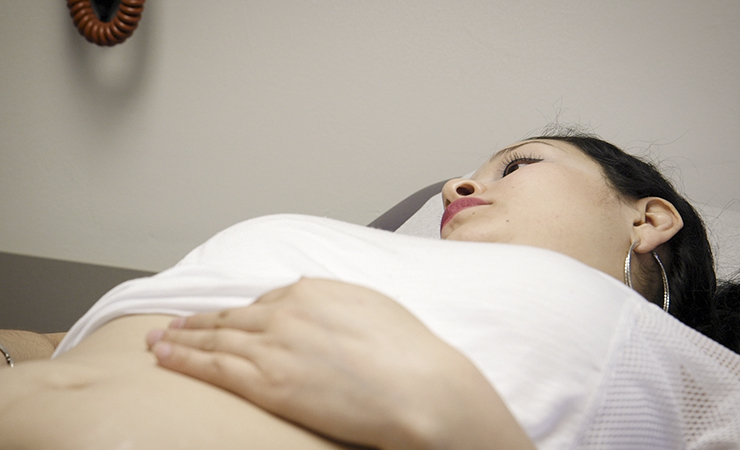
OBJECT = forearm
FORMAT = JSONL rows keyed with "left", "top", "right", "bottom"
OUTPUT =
{"left": 0, "top": 330, "right": 65, "bottom": 365}
{"left": 387, "top": 350, "right": 535, "bottom": 450}
{"left": 398, "top": 396, "right": 535, "bottom": 450}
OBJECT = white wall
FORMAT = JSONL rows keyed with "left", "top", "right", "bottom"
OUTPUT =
{"left": 1, "top": 1, "right": 738, "bottom": 272}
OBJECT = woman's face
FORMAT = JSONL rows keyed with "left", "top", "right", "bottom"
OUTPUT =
{"left": 441, "top": 139, "right": 636, "bottom": 280}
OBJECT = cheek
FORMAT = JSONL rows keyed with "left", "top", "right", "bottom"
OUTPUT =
{"left": 509, "top": 177, "right": 602, "bottom": 232}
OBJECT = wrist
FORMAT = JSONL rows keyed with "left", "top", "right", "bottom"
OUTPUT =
{"left": 382, "top": 351, "right": 536, "bottom": 450}
{"left": 377, "top": 352, "right": 481, "bottom": 450}
{"left": 393, "top": 407, "right": 451, "bottom": 450}
{"left": 0, "top": 330, "right": 58, "bottom": 363}
{"left": 0, "top": 341, "right": 13, "bottom": 367}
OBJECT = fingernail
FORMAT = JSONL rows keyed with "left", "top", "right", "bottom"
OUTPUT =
{"left": 146, "top": 329, "right": 165, "bottom": 348}
{"left": 169, "top": 317, "right": 186, "bottom": 329}
{"left": 152, "top": 341, "right": 172, "bottom": 360}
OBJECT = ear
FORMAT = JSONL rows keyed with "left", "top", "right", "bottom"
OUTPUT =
{"left": 632, "top": 197, "right": 684, "bottom": 253}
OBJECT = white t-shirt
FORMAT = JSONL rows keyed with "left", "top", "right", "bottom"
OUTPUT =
{"left": 54, "top": 215, "right": 740, "bottom": 449}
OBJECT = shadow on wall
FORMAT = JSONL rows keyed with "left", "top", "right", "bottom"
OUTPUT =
{"left": 62, "top": 0, "right": 155, "bottom": 128}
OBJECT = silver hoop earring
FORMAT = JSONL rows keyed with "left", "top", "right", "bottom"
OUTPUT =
{"left": 624, "top": 242, "right": 671, "bottom": 313}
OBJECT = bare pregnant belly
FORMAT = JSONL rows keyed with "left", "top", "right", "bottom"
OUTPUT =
{"left": 0, "top": 315, "right": 350, "bottom": 450}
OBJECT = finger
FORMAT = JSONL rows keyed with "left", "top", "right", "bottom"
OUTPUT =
{"left": 171, "top": 283, "right": 296, "bottom": 331}
{"left": 147, "top": 327, "right": 258, "bottom": 358}
{"left": 253, "top": 284, "right": 292, "bottom": 303}
{"left": 171, "top": 302, "right": 275, "bottom": 332}
{"left": 152, "top": 341, "right": 261, "bottom": 400}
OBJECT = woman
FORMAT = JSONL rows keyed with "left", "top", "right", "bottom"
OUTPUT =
{"left": 1, "top": 132, "right": 738, "bottom": 449}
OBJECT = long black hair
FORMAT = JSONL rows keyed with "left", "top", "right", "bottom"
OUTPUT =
{"left": 530, "top": 131, "right": 740, "bottom": 353}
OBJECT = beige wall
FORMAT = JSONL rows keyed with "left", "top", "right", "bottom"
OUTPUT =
{"left": 1, "top": 1, "right": 738, "bottom": 272}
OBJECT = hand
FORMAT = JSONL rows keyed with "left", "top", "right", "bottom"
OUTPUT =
{"left": 146, "top": 278, "right": 534, "bottom": 450}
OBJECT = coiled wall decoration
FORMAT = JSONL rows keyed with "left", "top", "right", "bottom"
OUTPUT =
{"left": 67, "top": 0, "right": 146, "bottom": 46}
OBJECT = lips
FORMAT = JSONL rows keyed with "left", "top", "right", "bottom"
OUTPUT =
{"left": 441, "top": 197, "right": 489, "bottom": 230}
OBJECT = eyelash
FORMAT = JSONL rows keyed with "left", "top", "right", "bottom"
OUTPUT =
{"left": 501, "top": 152, "right": 543, "bottom": 177}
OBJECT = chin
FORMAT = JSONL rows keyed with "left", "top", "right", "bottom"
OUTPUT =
{"left": 443, "top": 227, "right": 493, "bottom": 244}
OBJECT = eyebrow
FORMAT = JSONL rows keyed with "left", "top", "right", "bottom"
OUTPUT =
{"left": 488, "top": 140, "right": 560, "bottom": 163}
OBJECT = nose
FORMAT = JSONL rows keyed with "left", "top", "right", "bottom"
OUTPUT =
{"left": 442, "top": 178, "right": 485, "bottom": 208}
